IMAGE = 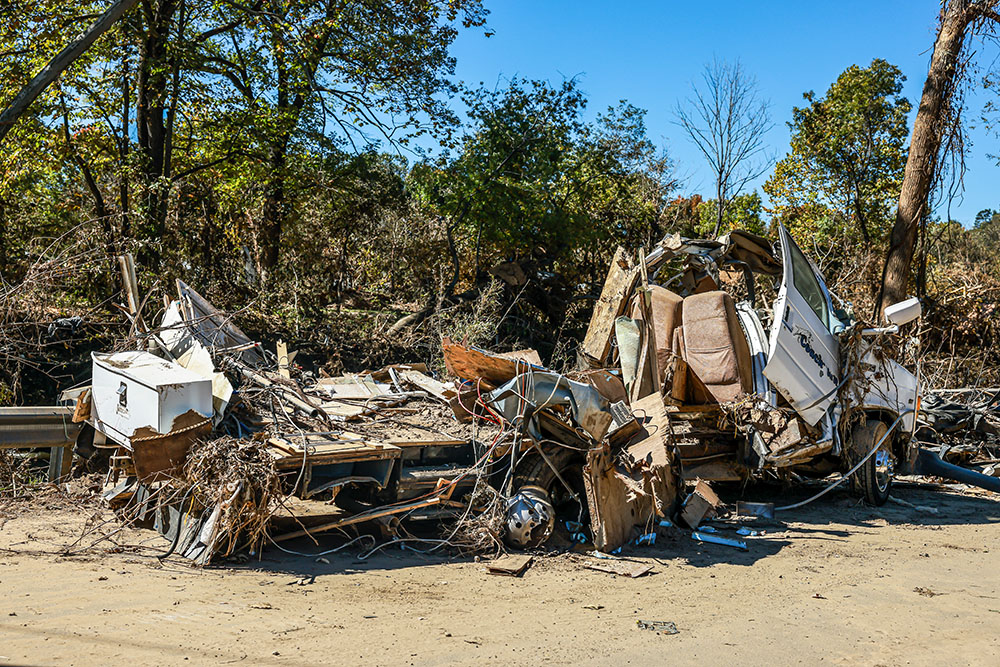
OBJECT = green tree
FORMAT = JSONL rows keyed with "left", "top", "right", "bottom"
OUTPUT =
{"left": 414, "top": 78, "right": 675, "bottom": 290}
{"left": 765, "top": 59, "right": 911, "bottom": 247}
{"left": 696, "top": 192, "right": 766, "bottom": 237}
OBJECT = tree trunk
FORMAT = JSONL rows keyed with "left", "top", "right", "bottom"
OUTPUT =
{"left": 120, "top": 55, "right": 130, "bottom": 240}
{"left": 259, "top": 47, "right": 298, "bottom": 277}
{"left": 0, "top": 196, "right": 7, "bottom": 273}
{"left": 261, "top": 143, "right": 287, "bottom": 274}
{"left": 713, "top": 178, "right": 724, "bottom": 237}
{"left": 852, "top": 181, "right": 870, "bottom": 244}
{"left": 135, "top": 0, "right": 177, "bottom": 269}
{"left": 876, "top": 2, "right": 970, "bottom": 315}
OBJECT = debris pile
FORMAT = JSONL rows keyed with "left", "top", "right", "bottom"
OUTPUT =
{"left": 918, "top": 388, "right": 1000, "bottom": 475}
{"left": 31, "top": 227, "right": 1000, "bottom": 565}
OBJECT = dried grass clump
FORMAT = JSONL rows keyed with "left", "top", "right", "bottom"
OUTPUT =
{"left": 451, "top": 482, "right": 506, "bottom": 556}
{"left": 0, "top": 450, "right": 34, "bottom": 500}
{"left": 182, "top": 436, "right": 282, "bottom": 557}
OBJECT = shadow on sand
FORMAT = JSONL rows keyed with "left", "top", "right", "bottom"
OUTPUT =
{"left": 230, "top": 480, "right": 1000, "bottom": 577}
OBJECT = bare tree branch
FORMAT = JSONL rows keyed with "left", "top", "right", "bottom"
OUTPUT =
{"left": 674, "top": 59, "right": 772, "bottom": 236}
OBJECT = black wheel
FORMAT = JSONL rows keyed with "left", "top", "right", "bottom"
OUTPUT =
{"left": 850, "top": 419, "right": 892, "bottom": 506}
{"left": 512, "top": 446, "right": 587, "bottom": 522}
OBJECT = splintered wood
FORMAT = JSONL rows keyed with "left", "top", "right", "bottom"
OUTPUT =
{"left": 441, "top": 337, "right": 542, "bottom": 385}
{"left": 584, "top": 559, "right": 653, "bottom": 578}
{"left": 581, "top": 246, "right": 638, "bottom": 366}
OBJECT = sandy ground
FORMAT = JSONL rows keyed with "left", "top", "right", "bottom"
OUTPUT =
{"left": 2, "top": 482, "right": 1000, "bottom": 667}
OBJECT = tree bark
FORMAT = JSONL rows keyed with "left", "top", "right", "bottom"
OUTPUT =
{"left": 0, "top": 0, "right": 141, "bottom": 143}
{"left": 876, "top": 1, "right": 972, "bottom": 315}
{"left": 261, "top": 143, "right": 288, "bottom": 274}
{"left": 135, "top": 0, "right": 177, "bottom": 269}
{"left": 120, "top": 55, "right": 130, "bottom": 239}
{"left": 713, "top": 178, "right": 724, "bottom": 237}
{"left": 259, "top": 47, "right": 292, "bottom": 277}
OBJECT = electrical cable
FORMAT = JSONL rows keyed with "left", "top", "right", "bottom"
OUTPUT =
{"left": 775, "top": 409, "right": 914, "bottom": 511}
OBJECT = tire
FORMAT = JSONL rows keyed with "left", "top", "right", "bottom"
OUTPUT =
{"left": 849, "top": 419, "right": 892, "bottom": 506}
{"left": 512, "top": 446, "right": 587, "bottom": 522}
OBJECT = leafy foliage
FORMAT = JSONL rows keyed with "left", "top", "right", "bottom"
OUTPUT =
{"left": 765, "top": 59, "right": 911, "bottom": 249}
{"left": 414, "top": 78, "right": 677, "bottom": 289}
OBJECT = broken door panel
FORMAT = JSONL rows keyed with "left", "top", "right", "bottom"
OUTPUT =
{"left": 763, "top": 226, "right": 839, "bottom": 426}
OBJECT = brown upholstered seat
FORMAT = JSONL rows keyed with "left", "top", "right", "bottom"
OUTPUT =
{"left": 627, "top": 285, "right": 684, "bottom": 389}
{"left": 675, "top": 291, "right": 752, "bottom": 404}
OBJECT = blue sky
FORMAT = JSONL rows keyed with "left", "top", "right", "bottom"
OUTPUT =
{"left": 446, "top": 0, "right": 998, "bottom": 225}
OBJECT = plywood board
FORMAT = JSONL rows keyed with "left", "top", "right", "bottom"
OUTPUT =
{"left": 581, "top": 247, "right": 638, "bottom": 366}
{"left": 442, "top": 337, "right": 544, "bottom": 385}
{"left": 487, "top": 555, "right": 533, "bottom": 577}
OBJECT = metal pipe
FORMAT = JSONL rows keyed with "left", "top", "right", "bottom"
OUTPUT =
{"left": 776, "top": 410, "right": 913, "bottom": 511}
{"left": 915, "top": 448, "right": 1000, "bottom": 494}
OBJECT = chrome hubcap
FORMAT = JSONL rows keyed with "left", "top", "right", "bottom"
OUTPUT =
{"left": 874, "top": 449, "right": 893, "bottom": 492}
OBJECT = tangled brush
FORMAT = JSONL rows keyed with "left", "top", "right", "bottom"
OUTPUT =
{"left": 450, "top": 481, "right": 507, "bottom": 556}
{"left": 0, "top": 450, "right": 34, "bottom": 500}
{"left": 182, "top": 436, "right": 282, "bottom": 559}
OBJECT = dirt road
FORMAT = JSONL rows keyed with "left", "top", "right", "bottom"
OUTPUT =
{"left": 2, "top": 483, "right": 999, "bottom": 666}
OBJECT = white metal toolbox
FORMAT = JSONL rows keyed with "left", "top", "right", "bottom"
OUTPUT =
{"left": 91, "top": 351, "right": 212, "bottom": 448}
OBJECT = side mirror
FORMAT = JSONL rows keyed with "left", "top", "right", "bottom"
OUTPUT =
{"left": 885, "top": 297, "right": 921, "bottom": 326}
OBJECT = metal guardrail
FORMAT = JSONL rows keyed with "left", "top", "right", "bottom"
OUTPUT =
{"left": 0, "top": 406, "right": 80, "bottom": 448}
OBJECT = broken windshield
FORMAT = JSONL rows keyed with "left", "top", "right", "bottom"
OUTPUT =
{"left": 787, "top": 237, "right": 829, "bottom": 329}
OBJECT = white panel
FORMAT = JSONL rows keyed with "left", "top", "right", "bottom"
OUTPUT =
{"left": 91, "top": 351, "right": 212, "bottom": 446}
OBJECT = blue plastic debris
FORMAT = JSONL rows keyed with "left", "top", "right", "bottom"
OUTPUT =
{"left": 691, "top": 531, "right": 748, "bottom": 551}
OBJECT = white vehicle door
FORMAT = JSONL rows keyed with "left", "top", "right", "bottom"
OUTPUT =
{"left": 763, "top": 226, "right": 839, "bottom": 425}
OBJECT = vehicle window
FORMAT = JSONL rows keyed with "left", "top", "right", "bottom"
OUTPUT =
{"left": 787, "top": 238, "right": 829, "bottom": 328}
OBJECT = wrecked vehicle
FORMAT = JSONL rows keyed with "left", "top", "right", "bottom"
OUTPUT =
{"left": 55, "top": 237, "right": 1000, "bottom": 563}
{"left": 578, "top": 226, "right": 922, "bottom": 506}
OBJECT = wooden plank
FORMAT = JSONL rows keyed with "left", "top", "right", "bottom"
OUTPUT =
{"left": 276, "top": 340, "right": 290, "bottom": 379}
{"left": 487, "top": 555, "right": 533, "bottom": 577}
{"left": 271, "top": 496, "right": 442, "bottom": 543}
{"left": 267, "top": 434, "right": 400, "bottom": 469}
{"left": 72, "top": 388, "right": 91, "bottom": 423}
{"left": 441, "top": 337, "right": 544, "bottom": 385}
{"left": 387, "top": 438, "right": 467, "bottom": 448}
{"left": 396, "top": 369, "right": 455, "bottom": 401}
{"left": 670, "top": 357, "right": 688, "bottom": 403}
{"left": 581, "top": 247, "right": 638, "bottom": 366}
{"left": 118, "top": 253, "right": 146, "bottom": 333}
